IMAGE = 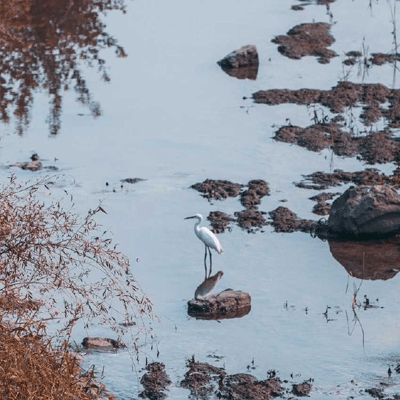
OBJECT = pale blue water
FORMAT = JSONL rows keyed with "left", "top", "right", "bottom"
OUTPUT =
{"left": 1, "top": 0, "right": 400, "bottom": 398}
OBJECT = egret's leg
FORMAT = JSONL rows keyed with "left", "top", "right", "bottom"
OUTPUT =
{"left": 208, "top": 247, "right": 213, "bottom": 277}
{"left": 204, "top": 245, "right": 208, "bottom": 280}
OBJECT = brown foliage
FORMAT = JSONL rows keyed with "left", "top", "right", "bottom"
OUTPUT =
{"left": 0, "top": 0, "right": 128, "bottom": 134}
{"left": 0, "top": 174, "right": 154, "bottom": 344}
{"left": 0, "top": 320, "right": 115, "bottom": 399}
{"left": 0, "top": 174, "right": 155, "bottom": 397}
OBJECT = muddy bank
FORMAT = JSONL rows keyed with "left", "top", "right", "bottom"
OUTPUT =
{"left": 269, "top": 207, "right": 315, "bottom": 233}
{"left": 309, "top": 192, "right": 341, "bottom": 216}
{"left": 296, "top": 169, "right": 400, "bottom": 190}
{"left": 191, "top": 179, "right": 270, "bottom": 233}
{"left": 139, "top": 362, "right": 171, "bottom": 400}
{"left": 275, "top": 123, "right": 400, "bottom": 165}
{"left": 180, "top": 357, "right": 287, "bottom": 399}
{"left": 272, "top": 23, "right": 336, "bottom": 64}
{"left": 343, "top": 51, "right": 400, "bottom": 66}
{"left": 253, "top": 81, "right": 400, "bottom": 127}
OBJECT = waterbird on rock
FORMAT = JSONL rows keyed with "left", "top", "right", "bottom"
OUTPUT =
{"left": 185, "top": 213, "right": 224, "bottom": 279}
{"left": 195, "top": 271, "right": 224, "bottom": 300}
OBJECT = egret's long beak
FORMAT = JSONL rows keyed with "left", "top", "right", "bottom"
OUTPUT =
{"left": 184, "top": 216, "right": 196, "bottom": 220}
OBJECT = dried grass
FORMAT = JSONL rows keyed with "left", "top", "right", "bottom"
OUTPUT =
{"left": 0, "top": 175, "right": 155, "bottom": 398}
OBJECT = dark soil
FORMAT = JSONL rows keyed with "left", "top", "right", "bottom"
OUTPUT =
{"left": 292, "top": 381, "right": 313, "bottom": 396}
{"left": 139, "top": 362, "right": 171, "bottom": 400}
{"left": 269, "top": 207, "right": 315, "bottom": 233}
{"left": 296, "top": 169, "right": 400, "bottom": 190}
{"left": 274, "top": 122, "right": 400, "bottom": 164}
{"left": 370, "top": 53, "right": 400, "bottom": 66}
{"left": 207, "top": 211, "right": 235, "bottom": 234}
{"left": 271, "top": 23, "right": 337, "bottom": 64}
{"left": 219, "top": 373, "right": 283, "bottom": 400}
{"left": 180, "top": 356, "right": 226, "bottom": 399}
{"left": 191, "top": 179, "right": 270, "bottom": 233}
{"left": 234, "top": 209, "right": 268, "bottom": 231}
{"left": 180, "top": 357, "right": 286, "bottom": 400}
{"left": 240, "top": 179, "right": 270, "bottom": 208}
{"left": 253, "top": 81, "right": 400, "bottom": 127}
{"left": 191, "top": 179, "right": 243, "bottom": 201}
{"left": 309, "top": 192, "right": 341, "bottom": 216}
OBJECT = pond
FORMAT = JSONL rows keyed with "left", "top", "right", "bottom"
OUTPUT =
{"left": 1, "top": 0, "right": 400, "bottom": 398}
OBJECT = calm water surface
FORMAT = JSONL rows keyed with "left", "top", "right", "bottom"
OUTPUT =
{"left": 1, "top": 0, "right": 400, "bottom": 398}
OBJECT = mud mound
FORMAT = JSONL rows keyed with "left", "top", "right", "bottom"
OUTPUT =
{"left": 296, "top": 169, "right": 400, "bottom": 190}
{"left": 180, "top": 357, "right": 226, "bottom": 399}
{"left": 269, "top": 207, "right": 315, "bottom": 233}
{"left": 220, "top": 373, "right": 283, "bottom": 399}
{"left": 370, "top": 53, "right": 400, "bottom": 65}
{"left": 253, "top": 81, "right": 400, "bottom": 127}
{"left": 309, "top": 192, "right": 341, "bottom": 216}
{"left": 190, "top": 179, "right": 243, "bottom": 200}
{"left": 275, "top": 123, "right": 400, "bottom": 164}
{"left": 240, "top": 179, "right": 270, "bottom": 208}
{"left": 139, "top": 362, "right": 171, "bottom": 400}
{"left": 272, "top": 23, "right": 336, "bottom": 64}
{"left": 234, "top": 209, "right": 268, "bottom": 231}
{"left": 207, "top": 211, "right": 234, "bottom": 233}
{"left": 292, "top": 381, "right": 312, "bottom": 396}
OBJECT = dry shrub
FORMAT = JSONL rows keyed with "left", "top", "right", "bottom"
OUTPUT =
{"left": 0, "top": 319, "right": 114, "bottom": 399}
{"left": 0, "top": 174, "right": 155, "bottom": 397}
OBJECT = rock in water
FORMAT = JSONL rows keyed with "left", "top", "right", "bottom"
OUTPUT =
{"left": 328, "top": 185, "right": 400, "bottom": 238}
{"left": 194, "top": 271, "right": 224, "bottom": 299}
{"left": 217, "top": 45, "right": 259, "bottom": 80}
{"left": 81, "top": 337, "right": 125, "bottom": 351}
{"left": 188, "top": 289, "right": 251, "bottom": 320}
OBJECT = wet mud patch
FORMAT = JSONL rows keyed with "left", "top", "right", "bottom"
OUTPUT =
{"left": 292, "top": 380, "right": 313, "bottom": 396}
{"left": 253, "top": 81, "right": 400, "bottom": 127}
{"left": 271, "top": 23, "right": 336, "bottom": 64}
{"left": 180, "top": 358, "right": 294, "bottom": 400}
{"left": 190, "top": 179, "right": 270, "bottom": 233}
{"left": 296, "top": 169, "right": 400, "bottom": 190}
{"left": 191, "top": 179, "right": 243, "bottom": 201}
{"left": 275, "top": 122, "right": 400, "bottom": 165}
{"left": 234, "top": 209, "right": 268, "bottom": 231}
{"left": 139, "top": 362, "right": 171, "bottom": 400}
{"left": 309, "top": 192, "right": 341, "bottom": 216}
{"left": 207, "top": 211, "right": 235, "bottom": 234}
{"left": 269, "top": 207, "right": 315, "bottom": 233}
{"left": 180, "top": 356, "right": 226, "bottom": 399}
{"left": 240, "top": 179, "right": 270, "bottom": 208}
{"left": 220, "top": 373, "right": 284, "bottom": 399}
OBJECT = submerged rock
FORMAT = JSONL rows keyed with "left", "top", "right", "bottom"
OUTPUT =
{"left": 81, "top": 337, "right": 125, "bottom": 351}
{"left": 217, "top": 45, "right": 259, "bottom": 80}
{"left": 328, "top": 185, "right": 400, "bottom": 238}
{"left": 188, "top": 289, "right": 251, "bottom": 320}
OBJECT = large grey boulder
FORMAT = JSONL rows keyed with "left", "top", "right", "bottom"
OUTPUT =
{"left": 217, "top": 45, "right": 259, "bottom": 80}
{"left": 328, "top": 185, "right": 400, "bottom": 237}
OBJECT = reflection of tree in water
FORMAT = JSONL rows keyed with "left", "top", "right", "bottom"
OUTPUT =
{"left": 0, "top": 0, "right": 127, "bottom": 135}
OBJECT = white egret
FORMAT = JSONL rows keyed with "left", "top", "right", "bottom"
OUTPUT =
{"left": 185, "top": 214, "right": 224, "bottom": 279}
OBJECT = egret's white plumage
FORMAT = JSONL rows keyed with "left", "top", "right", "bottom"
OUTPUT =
{"left": 185, "top": 213, "right": 224, "bottom": 279}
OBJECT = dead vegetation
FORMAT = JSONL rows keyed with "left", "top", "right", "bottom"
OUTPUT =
{"left": 0, "top": 175, "right": 154, "bottom": 398}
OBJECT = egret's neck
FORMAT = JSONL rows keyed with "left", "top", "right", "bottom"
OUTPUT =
{"left": 194, "top": 216, "right": 202, "bottom": 234}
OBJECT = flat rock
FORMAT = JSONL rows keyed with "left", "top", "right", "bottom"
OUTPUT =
{"left": 188, "top": 289, "right": 251, "bottom": 320}
{"left": 328, "top": 185, "right": 400, "bottom": 238}
{"left": 81, "top": 337, "right": 125, "bottom": 351}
